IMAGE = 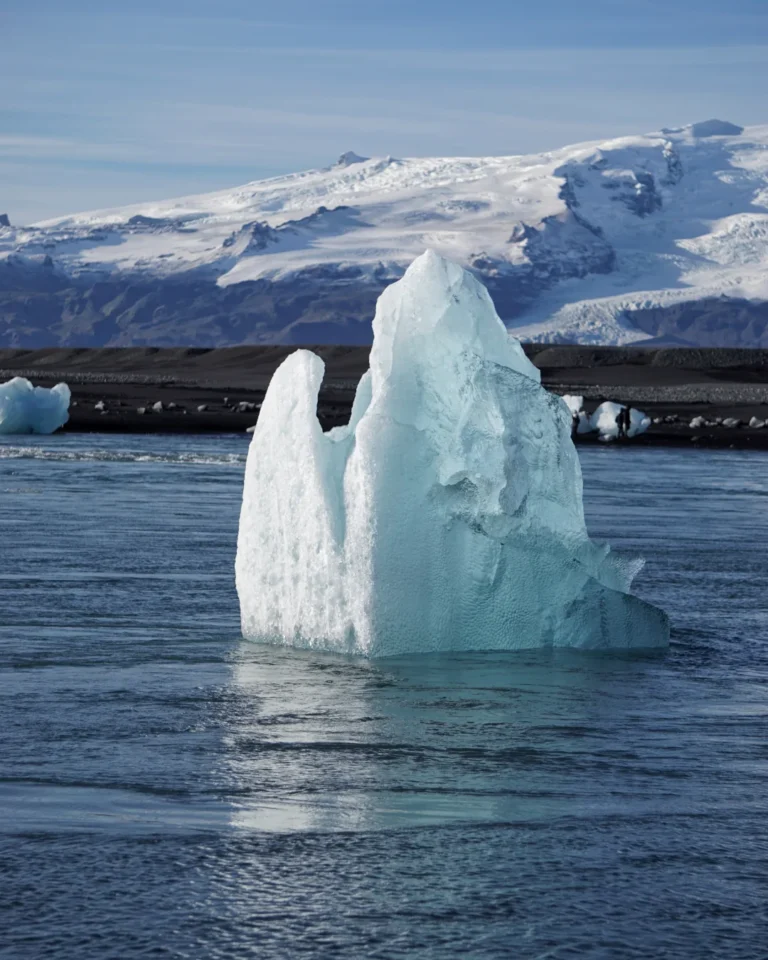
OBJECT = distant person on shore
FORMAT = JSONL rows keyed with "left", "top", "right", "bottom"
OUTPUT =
{"left": 617, "top": 405, "right": 632, "bottom": 439}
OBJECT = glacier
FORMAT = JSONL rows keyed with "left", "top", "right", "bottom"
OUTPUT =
{"left": 0, "top": 377, "right": 71, "bottom": 435}
{"left": 6, "top": 120, "right": 768, "bottom": 348}
{"left": 235, "top": 251, "right": 669, "bottom": 656}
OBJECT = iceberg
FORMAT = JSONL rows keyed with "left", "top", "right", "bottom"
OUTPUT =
{"left": 0, "top": 377, "right": 71, "bottom": 435}
{"left": 236, "top": 251, "right": 669, "bottom": 656}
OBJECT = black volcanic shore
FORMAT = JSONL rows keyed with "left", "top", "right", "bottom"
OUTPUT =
{"left": 3, "top": 344, "right": 768, "bottom": 448}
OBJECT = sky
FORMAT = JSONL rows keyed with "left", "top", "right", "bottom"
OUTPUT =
{"left": 3, "top": 0, "right": 768, "bottom": 223}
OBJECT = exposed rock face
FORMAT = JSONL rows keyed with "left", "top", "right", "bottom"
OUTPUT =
{"left": 336, "top": 151, "right": 369, "bottom": 166}
{"left": 222, "top": 221, "right": 281, "bottom": 254}
{"left": 0, "top": 265, "right": 387, "bottom": 347}
{"left": 625, "top": 172, "right": 663, "bottom": 217}
{"left": 662, "top": 142, "right": 684, "bottom": 184}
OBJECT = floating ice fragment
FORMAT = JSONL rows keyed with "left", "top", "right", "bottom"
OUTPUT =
{"left": 0, "top": 377, "right": 71, "bottom": 435}
{"left": 236, "top": 251, "right": 669, "bottom": 655}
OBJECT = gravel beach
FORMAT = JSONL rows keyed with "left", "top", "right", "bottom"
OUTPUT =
{"left": 3, "top": 345, "right": 768, "bottom": 448}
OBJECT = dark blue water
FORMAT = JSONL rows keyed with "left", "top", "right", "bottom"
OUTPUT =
{"left": 1, "top": 435, "right": 767, "bottom": 959}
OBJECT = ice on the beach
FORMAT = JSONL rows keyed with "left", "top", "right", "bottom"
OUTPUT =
{"left": 562, "top": 395, "right": 583, "bottom": 416}
{"left": 236, "top": 251, "right": 669, "bottom": 656}
{"left": 564, "top": 395, "right": 651, "bottom": 439}
{"left": 590, "top": 401, "right": 651, "bottom": 441}
{"left": 0, "top": 377, "right": 71, "bottom": 435}
{"left": 562, "top": 394, "right": 593, "bottom": 434}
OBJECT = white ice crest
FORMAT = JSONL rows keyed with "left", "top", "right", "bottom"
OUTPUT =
{"left": 236, "top": 251, "right": 669, "bottom": 656}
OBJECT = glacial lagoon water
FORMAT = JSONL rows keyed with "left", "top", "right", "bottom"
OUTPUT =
{"left": 1, "top": 434, "right": 767, "bottom": 959}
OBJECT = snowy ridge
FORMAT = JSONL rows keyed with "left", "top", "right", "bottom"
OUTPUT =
{"left": 3, "top": 120, "right": 768, "bottom": 345}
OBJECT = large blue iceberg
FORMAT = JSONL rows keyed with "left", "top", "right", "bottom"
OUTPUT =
{"left": 0, "top": 377, "right": 71, "bottom": 435}
{"left": 236, "top": 251, "right": 669, "bottom": 656}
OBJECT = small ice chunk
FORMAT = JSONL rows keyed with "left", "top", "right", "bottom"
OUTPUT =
{"left": 0, "top": 377, "right": 71, "bottom": 435}
{"left": 152, "top": 401, "right": 164, "bottom": 413}
{"left": 590, "top": 402, "right": 651, "bottom": 441}
{"left": 561, "top": 394, "right": 593, "bottom": 435}
{"left": 748, "top": 417, "right": 765, "bottom": 429}
{"left": 563, "top": 393, "right": 592, "bottom": 434}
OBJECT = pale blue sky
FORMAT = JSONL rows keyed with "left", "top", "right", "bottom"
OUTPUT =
{"left": 3, "top": 0, "right": 768, "bottom": 222}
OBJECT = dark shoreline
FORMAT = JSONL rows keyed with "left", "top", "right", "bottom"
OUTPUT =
{"left": 3, "top": 344, "right": 768, "bottom": 449}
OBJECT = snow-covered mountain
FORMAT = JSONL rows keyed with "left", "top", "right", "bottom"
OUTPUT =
{"left": 3, "top": 118, "right": 768, "bottom": 347}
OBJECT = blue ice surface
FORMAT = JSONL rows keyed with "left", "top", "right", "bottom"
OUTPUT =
{"left": 237, "top": 252, "right": 668, "bottom": 655}
{"left": 0, "top": 376, "right": 70, "bottom": 434}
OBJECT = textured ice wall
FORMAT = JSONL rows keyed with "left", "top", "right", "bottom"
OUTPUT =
{"left": 236, "top": 251, "right": 669, "bottom": 656}
{"left": 0, "top": 377, "right": 71, "bottom": 434}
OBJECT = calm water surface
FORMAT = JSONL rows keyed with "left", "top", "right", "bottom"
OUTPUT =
{"left": 1, "top": 435, "right": 767, "bottom": 959}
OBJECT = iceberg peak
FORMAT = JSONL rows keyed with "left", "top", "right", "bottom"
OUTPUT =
{"left": 236, "top": 252, "right": 669, "bottom": 656}
{"left": 370, "top": 250, "right": 540, "bottom": 391}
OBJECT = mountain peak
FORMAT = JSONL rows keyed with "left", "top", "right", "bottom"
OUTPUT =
{"left": 662, "top": 119, "right": 744, "bottom": 139}
{"left": 336, "top": 151, "right": 369, "bottom": 167}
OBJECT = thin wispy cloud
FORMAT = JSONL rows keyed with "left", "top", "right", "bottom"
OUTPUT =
{"left": 2, "top": 0, "right": 767, "bottom": 221}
